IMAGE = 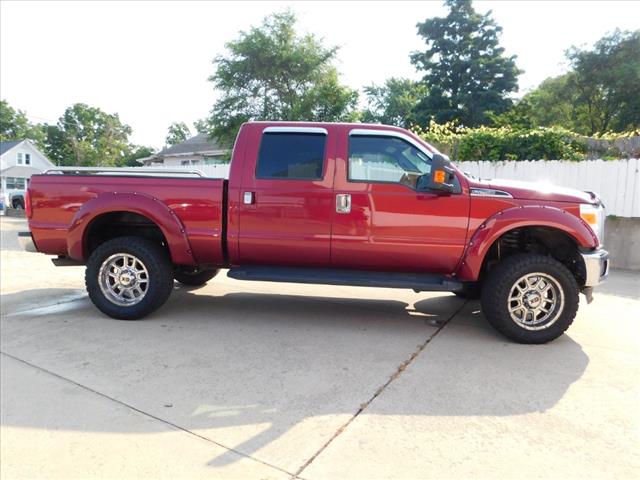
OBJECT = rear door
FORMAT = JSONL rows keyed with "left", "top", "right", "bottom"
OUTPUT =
{"left": 236, "top": 126, "right": 336, "bottom": 266}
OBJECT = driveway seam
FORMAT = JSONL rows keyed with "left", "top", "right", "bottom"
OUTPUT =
{"left": 2, "top": 294, "right": 87, "bottom": 317}
{"left": 0, "top": 351, "right": 296, "bottom": 478}
{"left": 292, "top": 300, "right": 468, "bottom": 479}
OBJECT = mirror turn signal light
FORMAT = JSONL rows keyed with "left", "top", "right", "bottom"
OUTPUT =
{"left": 434, "top": 170, "right": 446, "bottom": 183}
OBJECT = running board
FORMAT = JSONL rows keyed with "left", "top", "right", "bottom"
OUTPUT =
{"left": 227, "top": 266, "right": 462, "bottom": 292}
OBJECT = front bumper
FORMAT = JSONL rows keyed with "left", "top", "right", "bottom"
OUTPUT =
{"left": 581, "top": 248, "right": 609, "bottom": 287}
{"left": 18, "top": 231, "right": 37, "bottom": 253}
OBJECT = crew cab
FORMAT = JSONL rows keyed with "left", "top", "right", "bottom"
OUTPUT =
{"left": 20, "top": 122, "right": 609, "bottom": 343}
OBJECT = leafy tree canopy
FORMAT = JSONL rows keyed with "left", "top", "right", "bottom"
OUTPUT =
{"left": 193, "top": 118, "right": 209, "bottom": 134}
{"left": 491, "top": 75, "right": 577, "bottom": 130}
{"left": 410, "top": 0, "right": 522, "bottom": 127}
{"left": 124, "top": 145, "right": 156, "bottom": 167}
{"left": 44, "top": 103, "right": 133, "bottom": 166}
{"left": 498, "top": 30, "right": 639, "bottom": 136}
{"left": 566, "top": 29, "right": 640, "bottom": 135}
{"left": 362, "top": 78, "right": 427, "bottom": 128}
{"left": 205, "top": 11, "right": 358, "bottom": 145}
{"left": 0, "top": 99, "right": 45, "bottom": 145}
{"left": 165, "top": 121, "right": 191, "bottom": 146}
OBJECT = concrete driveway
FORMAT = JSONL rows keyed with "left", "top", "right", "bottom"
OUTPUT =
{"left": 1, "top": 217, "right": 639, "bottom": 479}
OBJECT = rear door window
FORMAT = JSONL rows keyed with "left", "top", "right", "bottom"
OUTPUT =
{"left": 256, "top": 132, "right": 326, "bottom": 180}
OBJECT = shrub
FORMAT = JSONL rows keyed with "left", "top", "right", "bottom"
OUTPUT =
{"left": 412, "top": 121, "right": 587, "bottom": 161}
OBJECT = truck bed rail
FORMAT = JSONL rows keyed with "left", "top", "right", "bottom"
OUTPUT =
{"left": 43, "top": 167, "right": 206, "bottom": 178}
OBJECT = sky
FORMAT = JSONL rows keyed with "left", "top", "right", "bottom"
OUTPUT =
{"left": 1, "top": 1, "right": 639, "bottom": 149}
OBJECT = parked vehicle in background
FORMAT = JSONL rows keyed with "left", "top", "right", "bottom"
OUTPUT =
{"left": 6, "top": 189, "right": 25, "bottom": 209}
{"left": 19, "top": 122, "right": 609, "bottom": 343}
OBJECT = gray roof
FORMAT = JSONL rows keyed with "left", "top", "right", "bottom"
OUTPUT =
{"left": 157, "top": 133, "right": 228, "bottom": 156}
{"left": 0, "top": 140, "right": 23, "bottom": 156}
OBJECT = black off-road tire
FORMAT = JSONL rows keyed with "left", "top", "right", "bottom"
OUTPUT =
{"left": 480, "top": 253, "right": 580, "bottom": 344}
{"left": 453, "top": 282, "right": 481, "bottom": 300}
{"left": 174, "top": 268, "right": 219, "bottom": 286}
{"left": 85, "top": 236, "right": 174, "bottom": 320}
{"left": 12, "top": 198, "right": 24, "bottom": 209}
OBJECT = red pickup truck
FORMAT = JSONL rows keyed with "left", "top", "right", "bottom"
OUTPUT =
{"left": 20, "top": 122, "right": 609, "bottom": 343}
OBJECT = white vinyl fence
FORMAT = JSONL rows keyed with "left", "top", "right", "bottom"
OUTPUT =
{"left": 458, "top": 159, "right": 640, "bottom": 217}
{"left": 135, "top": 158, "right": 640, "bottom": 217}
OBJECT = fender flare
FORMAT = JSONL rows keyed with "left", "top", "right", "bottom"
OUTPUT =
{"left": 456, "top": 205, "right": 598, "bottom": 281}
{"left": 66, "top": 191, "right": 196, "bottom": 265}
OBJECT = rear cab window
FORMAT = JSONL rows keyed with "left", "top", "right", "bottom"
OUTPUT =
{"left": 256, "top": 131, "right": 327, "bottom": 180}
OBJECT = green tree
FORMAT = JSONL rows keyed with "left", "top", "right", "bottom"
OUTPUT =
{"left": 0, "top": 99, "right": 45, "bottom": 145}
{"left": 165, "top": 121, "right": 191, "bottom": 146}
{"left": 566, "top": 29, "right": 640, "bottom": 135}
{"left": 123, "top": 145, "right": 156, "bottom": 167}
{"left": 504, "top": 30, "right": 639, "bottom": 135}
{"left": 491, "top": 76, "right": 578, "bottom": 131}
{"left": 410, "top": 0, "right": 522, "bottom": 127}
{"left": 362, "top": 78, "right": 427, "bottom": 128}
{"left": 44, "top": 103, "right": 133, "bottom": 166}
{"left": 193, "top": 118, "right": 209, "bottom": 134}
{"left": 521, "top": 75, "right": 578, "bottom": 130}
{"left": 205, "top": 11, "right": 358, "bottom": 144}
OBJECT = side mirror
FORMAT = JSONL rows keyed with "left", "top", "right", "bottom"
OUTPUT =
{"left": 417, "top": 153, "right": 456, "bottom": 193}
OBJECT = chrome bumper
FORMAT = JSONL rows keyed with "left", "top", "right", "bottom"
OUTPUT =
{"left": 581, "top": 248, "right": 609, "bottom": 287}
{"left": 18, "top": 231, "right": 37, "bottom": 253}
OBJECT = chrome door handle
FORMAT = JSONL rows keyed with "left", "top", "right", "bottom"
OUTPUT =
{"left": 336, "top": 193, "right": 351, "bottom": 214}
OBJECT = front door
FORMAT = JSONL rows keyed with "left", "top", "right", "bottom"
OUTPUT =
{"left": 236, "top": 126, "right": 336, "bottom": 267}
{"left": 331, "top": 129, "right": 470, "bottom": 273}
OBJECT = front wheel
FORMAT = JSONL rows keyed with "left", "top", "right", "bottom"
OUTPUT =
{"left": 85, "top": 236, "right": 174, "bottom": 320}
{"left": 480, "top": 254, "right": 579, "bottom": 344}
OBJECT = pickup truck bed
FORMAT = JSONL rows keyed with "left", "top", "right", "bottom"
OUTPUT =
{"left": 29, "top": 173, "right": 227, "bottom": 267}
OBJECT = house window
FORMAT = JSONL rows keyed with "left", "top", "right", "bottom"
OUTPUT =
{"left": 203, "top": 156, "right": 226, "bottom": 165}
{"left": 17, "top": 153, "right": 23, "bottom": 165}
{"left": 25, "top": 153, "right": 31, "bottom": 165}
{"left": 180, "top": 160, "right": 190, "bottom": 166}
{"left": 191, "top": 160, "right": 201, "bottom": 165}
{"left": 6, "top": 177, "right": 26, "bottom": 190}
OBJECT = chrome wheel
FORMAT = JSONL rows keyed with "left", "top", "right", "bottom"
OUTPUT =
{"left": 98, "top": 253, "right": 149, "bottom": 307}
{"left": 507, "top": 272, "right": 564, "bottom": 330}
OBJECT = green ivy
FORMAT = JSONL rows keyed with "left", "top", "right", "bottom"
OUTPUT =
{"left": 412, "top": 121, "right": 588, "bottom": 161}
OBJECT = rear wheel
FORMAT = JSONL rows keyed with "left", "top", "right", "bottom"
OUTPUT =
{"left": 86, "top": 236, "right": 174, "bottom": 320}
{"left": 12, "top": 198, "right": 24, "bottom": 209}
{"left": 480, "top": 254, "right": 579, "bottom": 344}
{"left": 174, "top": 268, "right": 219, "bottom": 286}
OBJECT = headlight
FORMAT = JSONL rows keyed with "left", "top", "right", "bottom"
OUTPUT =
{"left": 580, "top": 203, "right": 605, "bottom": 246}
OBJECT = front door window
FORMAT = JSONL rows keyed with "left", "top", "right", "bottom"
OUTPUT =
{"left": 348, "top": 135, "right": 432, "bottom": 190}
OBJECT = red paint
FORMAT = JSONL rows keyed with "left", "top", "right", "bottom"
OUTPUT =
{"left": 231, "top": 122, "right": 337, "bottom": 266}
{"left": 458, "top": 204, "right": 598, "bottom": 280}
{"left": 28, "top": 175, "right": 225, "bottom": 266}
{"left": 331, "top": 124, "right": 470, "bottom": 273}
{"left": 27, "top": 121, "right": 601, "bottom": 282}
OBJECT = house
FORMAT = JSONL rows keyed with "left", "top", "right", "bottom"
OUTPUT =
{"left": 139, "top": 133, "right": 230, "bottom": 167}
{"left": 1, "top": 139, "right": 55, "bottom": 208}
